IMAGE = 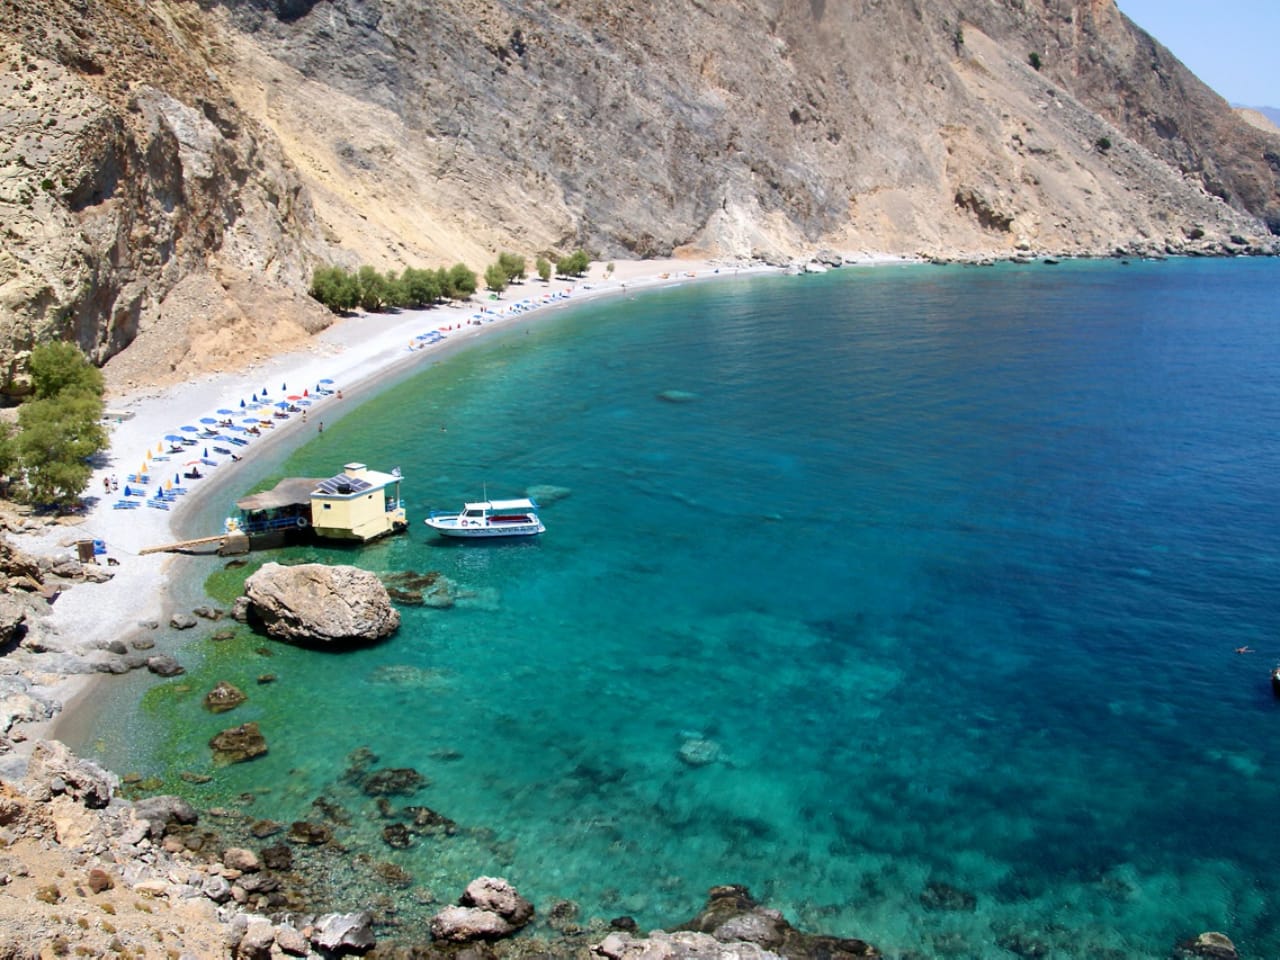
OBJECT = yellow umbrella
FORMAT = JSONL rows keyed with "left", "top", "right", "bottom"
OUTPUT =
{"left": 165, "top": 479, "right": 172, "bottom": 491}
{"left": 156, "top": 442, "right": 162, "bottom": 454}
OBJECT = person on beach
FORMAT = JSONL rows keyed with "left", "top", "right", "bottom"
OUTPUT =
{"left": 318, "top": 421, "right": 324, "bottom": 434}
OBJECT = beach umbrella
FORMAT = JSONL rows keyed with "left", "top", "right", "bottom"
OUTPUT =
{"left": 275, "top": 401, "right": 289, "bottom": 409}
{"left": 281, "top": 383, "right": 287, "bottom": 390}
{"left": 203, "top": 448, "right": 209, "bottom": 458}
{"left": 217, "top": 408, "right": 234, "bottom": 415}
{"left": 180, "top": 425, "right": 198, "bottom": 432}
{"left": 287, "top": 394, "right": 301, "bottom": 401}
{"left": 123, "top": 485, "right": 131, "bottom": 497}
{"left": 319, "top": 378, "right": 334, "bottom": 384}
{"left": 164, "top": 434, "right": 183, "bottom": 442}
{"left": 174, "top": 474, "right": 180, "bottom": 485}
{"left": 155, "top": 442, "right": 162, "bottom": 454}
{"left": 303, "top": 389, "right": 309, "bottom": 397}
{"left": 262, "top": 386, "right": 269, "bottom": 394}
{"left": 199, "top": 417, "right": 217, "bottom": 425}
{"left": 240, "top": 399, "right": 246, "bottom": 408}
{"left": 242, "top": 417, "right": 259, "bottom": 425}
{"left": 252, "top": 393, "right": 258, "bottom": 402}
{"left": 165, "top": 479, "right": 172, "bottom": 491}
{"left": 297, "top": 399, "right": 312, "bottom": 407}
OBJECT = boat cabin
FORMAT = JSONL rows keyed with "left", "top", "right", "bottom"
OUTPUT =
{"left": 309, "top": 463, "right": 407, "bottom": 541}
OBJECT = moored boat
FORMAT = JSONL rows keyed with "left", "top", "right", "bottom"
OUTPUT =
{"left": 424, "top": 497, "right": 544, "bottom": 538}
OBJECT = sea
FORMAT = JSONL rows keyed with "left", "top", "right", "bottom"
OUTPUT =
{"left": 70, "top": 258, "right": 1280, "bottom": 958}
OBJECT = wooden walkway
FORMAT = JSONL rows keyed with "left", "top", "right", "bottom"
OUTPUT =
{"left": 139, "top": 532, "right": 250, "bottom": 556}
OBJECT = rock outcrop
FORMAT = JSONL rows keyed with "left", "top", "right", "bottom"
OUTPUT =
{"left": 243, "top": 562, "right": 400, "bottom": 646}
{"left": 430, "top": 876, "right": 535, "bottom": 942}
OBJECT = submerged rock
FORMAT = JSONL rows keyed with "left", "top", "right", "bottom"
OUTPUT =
{"left": 204, "top": 681, "right": 247, "bottom": 714}
{"left": 1174, "top": 932, "right": 1238, "bottom": 960}
{"left": 361, "top": 767, "right": 427, "bottom": 797}
{"left": 678, "top": 737, "right": 721, "bottom": 767}
{"left": 209, "top": 722, "right": 268, "bottom": 764}
{"left": 657, "top": 389, "right": 699, "bottom": 403}
{"left": 243, "top": 562, "right": 400, "bottom": 646}
{"left": 526, "top": 484, "right": 572, "bottom": 504}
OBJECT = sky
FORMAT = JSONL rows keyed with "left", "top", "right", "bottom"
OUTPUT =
{"left": 1115, "top": 1, "right": 1280, "bottom": 107}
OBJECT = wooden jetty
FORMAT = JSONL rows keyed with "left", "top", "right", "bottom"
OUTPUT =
{"left": 139, "top": 532, "right": 250, "bottom": 556}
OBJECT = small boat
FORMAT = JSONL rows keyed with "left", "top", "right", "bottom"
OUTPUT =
{"left": 424, "top": 497, "right": 544, "bottom": 538}
{"left": 1272, "top": 665, "right": 1280, "bottom": 699}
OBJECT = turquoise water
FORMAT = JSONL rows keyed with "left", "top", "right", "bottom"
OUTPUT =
{"left": 80, "top": 260, "right": 1280, "bottom": 956}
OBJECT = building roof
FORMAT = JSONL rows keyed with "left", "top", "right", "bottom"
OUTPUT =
{"left": 312, "top": 468, "right": 402, "bottom": 499}
{"left": 236, "top": 477, "right": 324, "bottom": 512}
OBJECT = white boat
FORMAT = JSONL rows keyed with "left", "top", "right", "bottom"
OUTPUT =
{"left": 424, "top": 497, "right": 545, "bottom": 538}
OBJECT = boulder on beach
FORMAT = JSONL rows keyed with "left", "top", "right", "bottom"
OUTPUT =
{"left": 430, "top": 877, "right": 535, "bottom": 942}
{"left": 243, "top": 562, "right": 400, "bottom": 646}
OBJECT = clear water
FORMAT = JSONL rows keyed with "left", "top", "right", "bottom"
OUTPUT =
{"left": 76, "top": 259, "right": 1280, "bottom": 957}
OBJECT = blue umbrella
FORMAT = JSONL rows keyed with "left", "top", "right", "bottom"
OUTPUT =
{"left": 252, "top": 393, "right": 258, "bottom": 402}
{"left": 164, "top": 434, "right": 184, "bottom": 442}
{"left": 123, "top": 485, "right": 132, "bottom": 497}
{"left": 199, "top": 417, "right": 217, "bottom": 424}
{"left": 240, "top": 399, "right": 246, "bottom": 408}
{"left": 226, "top": 425, "right": 246, "bottom": 433}
{"left": 180, "top": 425, "right": 198, "bottom": 432}
{"left": 276, "top": 401, "right": 289, "bottom": 409}
{"left": 281, "top": 383, "right": 287, "bottom": 390}
{"left": 216, "top": 408, "right": 234, "bottom": 415}
{"left": 319, "top": 378, "right": 334, "bottom": 384}
{"left": 242, "top": 417, "right": 259, "bottom": 425}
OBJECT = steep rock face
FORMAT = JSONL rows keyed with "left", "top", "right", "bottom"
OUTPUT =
{"left": 206, "top": 0, "right": 1278, "bottom": 265}
{"left": 0, "top": 0, "right": 332, "bottom": 396}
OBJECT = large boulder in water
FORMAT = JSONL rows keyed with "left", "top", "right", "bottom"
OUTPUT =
{"left": 244, "top": 562, "right": 400, "bottom": 646}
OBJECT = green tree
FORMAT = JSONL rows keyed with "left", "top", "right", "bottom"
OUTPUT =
{"left": 384, "top": 270, "right": 411, "bottom": 310}
{"left": 0, "top": 421, "right": 19, "bottom": 491}
{"left": 17, "top": 391, "right": 106, "bottom": 508}
{"left": 485, "top": 263, "right": 509, "bottom": 294}
{"left": 400, "top": 267, "right": 442, "bottom": 308}
{"left": 556, "top": 249, "right": 590, "bottom": 278}
{"left": 1028, "top": 52, "right": 1042, "bottom": 71}
{"left": 357, "top": 265, "right": 389, "bottom": 312}
{"left": 441, "top": 263, "right": 477, "bottom": 300}
{"left": 1095, "top": 136, "right": 1112, "bottom": 153}
{"left": 497, "top": 251, "right": 526, "bottom": 282}
{"left": 310, "top": 266, "right": 360, "bottom": 313}
{"left": 28, "top": 341, "right": 103, "bottom": 400}
{"left": 536, "top": 257, "right": 552, "bottom": 282}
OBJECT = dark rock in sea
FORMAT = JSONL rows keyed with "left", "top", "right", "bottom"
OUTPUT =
{"left": 312, "top": 794, "right": 351, "bottom": 824}
{"left": 193, "top": 605, "right": 224, "bottom": 620}
{"left": 209, "top": 722, "right": 268, "bottom": 764}
{"left": 375, "top": 861, "right": 414, "bottom": 887}
{"left": 407, "top": 805, "right": 457, "bottom": 835}
{"left": 430, "top": 748, "right": 464, "bottom": 762}
{"left": 210, "top": 628, "right": 237, "bottom": 641}
{"left": 919, "top": 880, "right": 976, "bottom": 911}
{"left": 548, "top": 899, "right": 580, "bottom": 932}
{"left": 129, "top": 636, "right": 155, "bottom": 651}
{"left": 250, "top": 819, "right": 284, "bottom": 839}
{"left": 344, "top": 746, "right": 378, "bottom": 782}
{"left": 287, "top": 821, "right": 332, "bottom": 845}
{"left": 997, "top": 931, "right": 1050, "bottom": 959}
{"left": 362, "top": 767, "right": 427, "bottom": 797}
{"left": 203, "top": 680, "right": 247, "bottom": 714}
{"left": 256, "top": 673, "right": 276, "bottom": 685}
{"left": 386, "top": 586, "right": 425, "bottom": 605}
{"left": 261, "top": 843, "right": 293, "bottom": 870}
{"left": 169, "top": 612, "right": 198, "bottom": 630}
{"left": 105, "top": 639, "right": 127, "bottom": 655}
{"left": 1174, "top": 931, "right": 1238, "bottom": 960}
{"left": 382, "top": 823, "right": 414, "bottom": 849}
{"left": 610, "top": 916, "right": 639, "bottom": 933}
{"left": 179, "top": 771, "right": 213, "bottom": 784}
{"left": 146, "top": 655, "right": 185, "bottom": 677}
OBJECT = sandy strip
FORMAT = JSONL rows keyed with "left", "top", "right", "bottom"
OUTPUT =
{"left": 12, "top": 257, "right": 788, "bottom": 744}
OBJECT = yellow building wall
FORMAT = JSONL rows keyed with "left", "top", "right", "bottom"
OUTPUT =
{"left": 311, "top": 492, "right": 389, "bottom": 541}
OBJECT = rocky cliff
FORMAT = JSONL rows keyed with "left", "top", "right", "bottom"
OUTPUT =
{"left": 1, "top": 0, "right": 1278, "bottom": 393}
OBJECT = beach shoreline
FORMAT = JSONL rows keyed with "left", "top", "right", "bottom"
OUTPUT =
{"left": 8, "top": 254, "right": 841, "bottom": 754}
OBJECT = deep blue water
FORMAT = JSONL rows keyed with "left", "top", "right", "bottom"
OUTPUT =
{"left": 77, "top": 259, "right": 1280, "bottom": 957}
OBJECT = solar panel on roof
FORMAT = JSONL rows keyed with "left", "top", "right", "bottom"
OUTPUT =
{"left": 314, "top": 474, "right": 373, "bottom": 495}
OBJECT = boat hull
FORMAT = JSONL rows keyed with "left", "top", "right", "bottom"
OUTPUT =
{"left": 424, "top": 516, "right": 544, "bottom": 538}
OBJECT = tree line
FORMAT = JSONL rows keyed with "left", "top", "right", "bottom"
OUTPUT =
{"left": 0, "top": 342, "right": 107, "bottom": 509}
{"left": 310, "top": 249, "right": 592, "bottom": 314}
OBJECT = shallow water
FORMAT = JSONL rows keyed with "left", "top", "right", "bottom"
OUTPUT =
{"left": 76, "top": 259, "right": 1280, "bottom": 957}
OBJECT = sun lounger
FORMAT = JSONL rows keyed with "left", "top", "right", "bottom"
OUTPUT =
{"left": 112, "top": 500, "right": 139, "bottom": 509}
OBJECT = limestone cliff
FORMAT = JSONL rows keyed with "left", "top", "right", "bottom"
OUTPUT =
{"left": 1, "top": 0, "right": 1278, "bottom": 393}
